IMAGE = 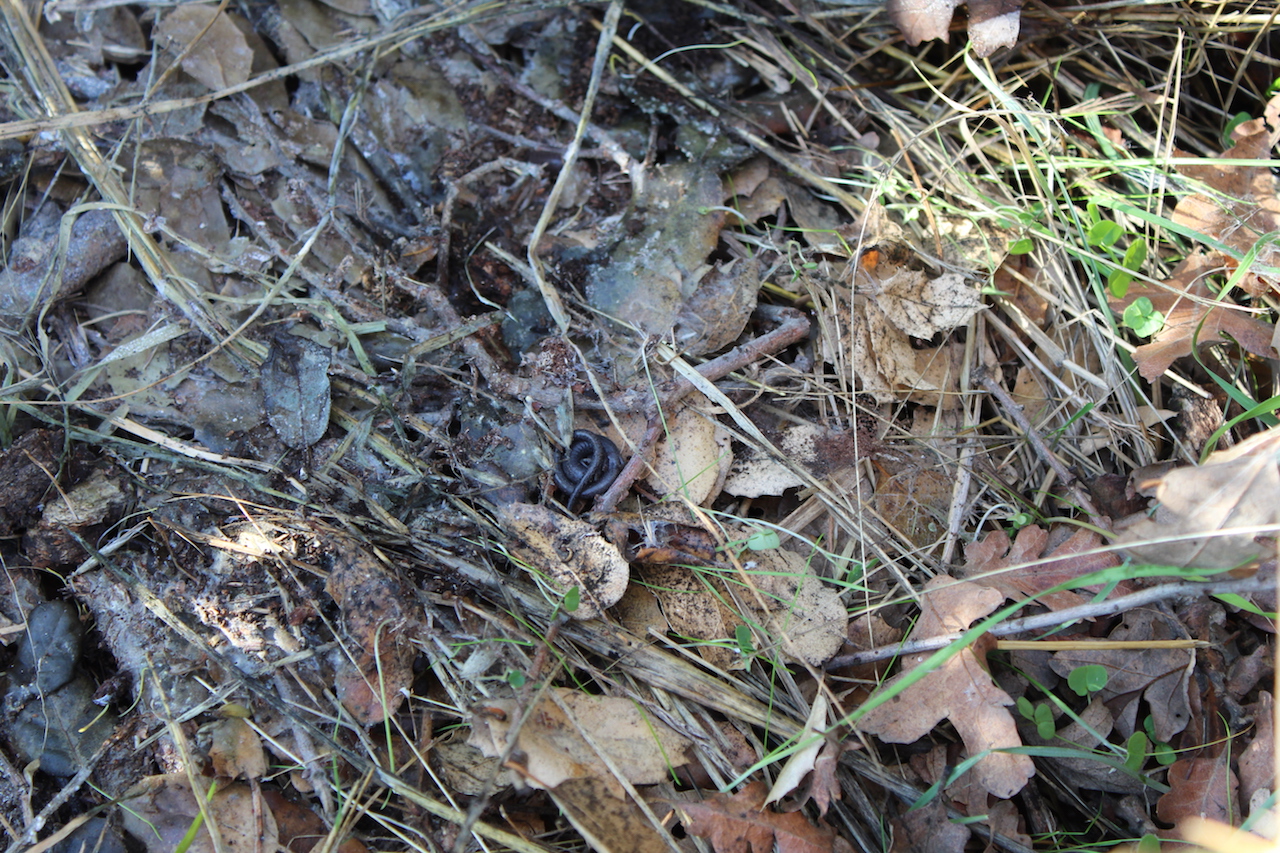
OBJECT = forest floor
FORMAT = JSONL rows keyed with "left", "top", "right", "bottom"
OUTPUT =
{"left": 0, "top": 1, "right": 1278, "bottom": 852}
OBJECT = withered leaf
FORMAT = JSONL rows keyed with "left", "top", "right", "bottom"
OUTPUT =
{"left": 495, "top": 503, "right": 629, "bottom": 620}
{"left": 468, "top": 688, "right": 691, "bottom": 795}
{"left": 262, "top": 334, "right": 332, "bottom": 449}
{"left": 1048, "top": 609, "right": 1192, "bottom": 742}
{"left": 325, "top": 544, "right": 417, "bottom": 726}
{"left": 857, "top": 576, "right": 1035, "bottom": 799}
{"left": 1111, "top": 252, "right": 1275, "bottom": 381}
{"left": 153, "top": 5, "right": 253, "bottom": 91}
{"left": 121, "top": 776, "right": 278, "bottom": 853}
{"left": 1158, "top": 757, "right": 1239, "bottom": 827}
{"left": 1115, "top": 425, "right": 1280, "bottom": 569}
{"left": 674, "top": 781, "right": 853, "bottom": 853}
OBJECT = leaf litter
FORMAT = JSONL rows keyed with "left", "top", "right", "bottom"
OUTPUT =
{"left": 0, "top": 1, "right": 1277, "bottom": 852}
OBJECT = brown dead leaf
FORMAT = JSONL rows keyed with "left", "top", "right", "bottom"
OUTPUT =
{"left": 496, "top": 502, "right": 630, "bottom": 620}
{"left": 1048, "top": 609, "right": 1192, "bottom": 741}
{"left": 120, "top": 776, "right": 278, "bottom": 853}
{"left": 1114, "top": 425, "right": 1280, "bottom": 569}
{"left": 675, "top": 781, "right": 853, "bottom": 853}
{"left": 857, "top": 576, "right": 1035, "bottom": 799}
{"left": 1238, "top": 691, "right": 1274, "bottom": 808}
{"left": 153, "top": 5, "right": 254, "bottom": 91}
{"left": 766, "top": 694, "right": 829, "bottom": 807}
{"left": 891, "top": 798, "right": 971, "bottom": 853}
{"left": 551, "top": 777, "right": 672, "bottom": 853}
{"left": 1173, "top": 93, "right": 1280, "bottom": 294}
{"left": 467, "top": 688, "right": 692, "bottom": 796}
{"left": 1111, "top": 252, "right": 1276, "bottom": 381}
{"left": 641, "top": 406, "right": 732, "bottom": 505}
{"left": 263, "top": 789, "right": 369, "bottom": 853}
{"left": 960, "top": 525, "right": 1122, "bottom": 612}
{"left": 207, "top": 716, "right": 266, "bottom": 780}
{"left": 1157, "top": 756, "right": 1239, "bottom": 827}
{"left": 325, "top": 544, "right": 418, "bottom": 726}
{"left": 747, "top": 548, "right": 849, "bottom": 667}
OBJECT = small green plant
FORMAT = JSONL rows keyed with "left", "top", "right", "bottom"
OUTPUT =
{"left": 1067, "top": 664, "right": 1109, "bottom": 697}
{"left": 1121, "top": 296, "right": 1164, "bottom": 337}
{"left": 1016, "top": 696, "right": 1057, "bottom": 739}
{"left": 1143, "top": 716, "right": 1177, "bottom": 765}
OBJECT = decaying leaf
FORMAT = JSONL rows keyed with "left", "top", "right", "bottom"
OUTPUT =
{"left": 121, "top": 775, "right": 278, "bottom": 853}
{"left": 495, "top": 502, "right": 630, "bottom": 620}
{"left": 857, "top": 576, "right": 1035, "bottom": 799}
{"left": 325, "top": 544, "right": 418, "bottom": 726}
{"left": 960, "top": 525, "right": 1122, "bottom": 612}
{"left": 890, "top": 797, "right": 970, "bottom": 853}
{"left": 153, "top": 5, "right": 254, "bottom": 91}
{"left": 674, "top": 781, "right": 853, "bottom": 853}
{"left": 1048, "top": 609, "right": 1192, "bottom": 741}
{"left": 551, "top": 777, "right": 673, "bottom": 853}
{"left": 887, "top": 0, "right": 1023, "bottom": 57}
{"left": 1114, "top": 425, "right": 1280, "bottom": 569}
{"left": 1157, "top": 757, "right": 1239, "bottom": 827}
{"left": 262, "top": 334, "right": 333, "bottom": 449}
{"left": 468, "top": 688, "right": 692, "bottom": 795}
{"left": 207, "top": 716, "right": 267, "bottom": 780}
{"left": 1172, "top": 92, "right": 1280, "bottom": 293}
{"left": 748, "top": 548, "right": 848, "bottom": 667}
{"left": 1111, "top": 252, "right": 1276, "bottom": 381}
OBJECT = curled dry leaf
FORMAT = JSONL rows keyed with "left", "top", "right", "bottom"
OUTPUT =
{"left": 468, "top": 688, "right": 692, "bottom": 795}
{"left": 495, "top": 502, "right": 629, "bottom": 620}
{"left": 325, "top": 544, "right": 418, "bottom": 726}
{"left": 857, "top": 575, "right": 1035, "bottom": 799}
{"left": 1115, "top": 425, "right": 1280, "bottom": 569}
{"left": 207, "top": 716, "right": 267, "bottom": 780}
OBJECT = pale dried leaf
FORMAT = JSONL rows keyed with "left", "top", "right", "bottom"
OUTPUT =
{"left": 887, "top": 0, "right": 960, "bottom": 45}
{"left": 496, "top": 502, "right": 630, "bottom": 620}
{"left": 262, "top": 334, "right": 332, "bottom": 449}
{"left": 766, "top": 694, "right": 829, "bottom": 806}
{"left": 208, "top": 717, "right": 267, "bottom": 780}
{"left": 873, "top": 270, "right": 983, "bottom": 338}
{"left": 468, "top": 688, "right": 692, "bottom": 794}
{"left": 967, "top": 0, "right": 1023, "bottom": 56}
{"left": 1115, "top": 428, "right": 1280, "bottom": 569}
{"left": 644, "top": 406, "right": 732, "bottom": 505}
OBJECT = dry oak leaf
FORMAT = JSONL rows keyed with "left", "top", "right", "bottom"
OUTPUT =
{"left": 1158, "top": 757, "right": 1239, "bottom": 827}
{"left": 1172, "top": 92, "right": 1280, "bottom": 294}
{"left": 1048, "top": 608, "right": 1192, "bottom": 742}
{"left": 857, "top": 575, "right": 1035, "bottom": 799}
{"left": 674, "top": 781, "right": 854, "bottom": 853}
{"left": 890, "top": 797, "right": 970, "bottom": 853}
{"left": 960, "top": 525, "right": 1122, "bottom": 612}
{"left": 1114, "top": 424, "right": 1280, "bottom": 569}
{"left": 1110, "top": 251, "right": 1275, "bottom": 381}
{"left": 495, "top": 502, "right": 629, "bottom": 620}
